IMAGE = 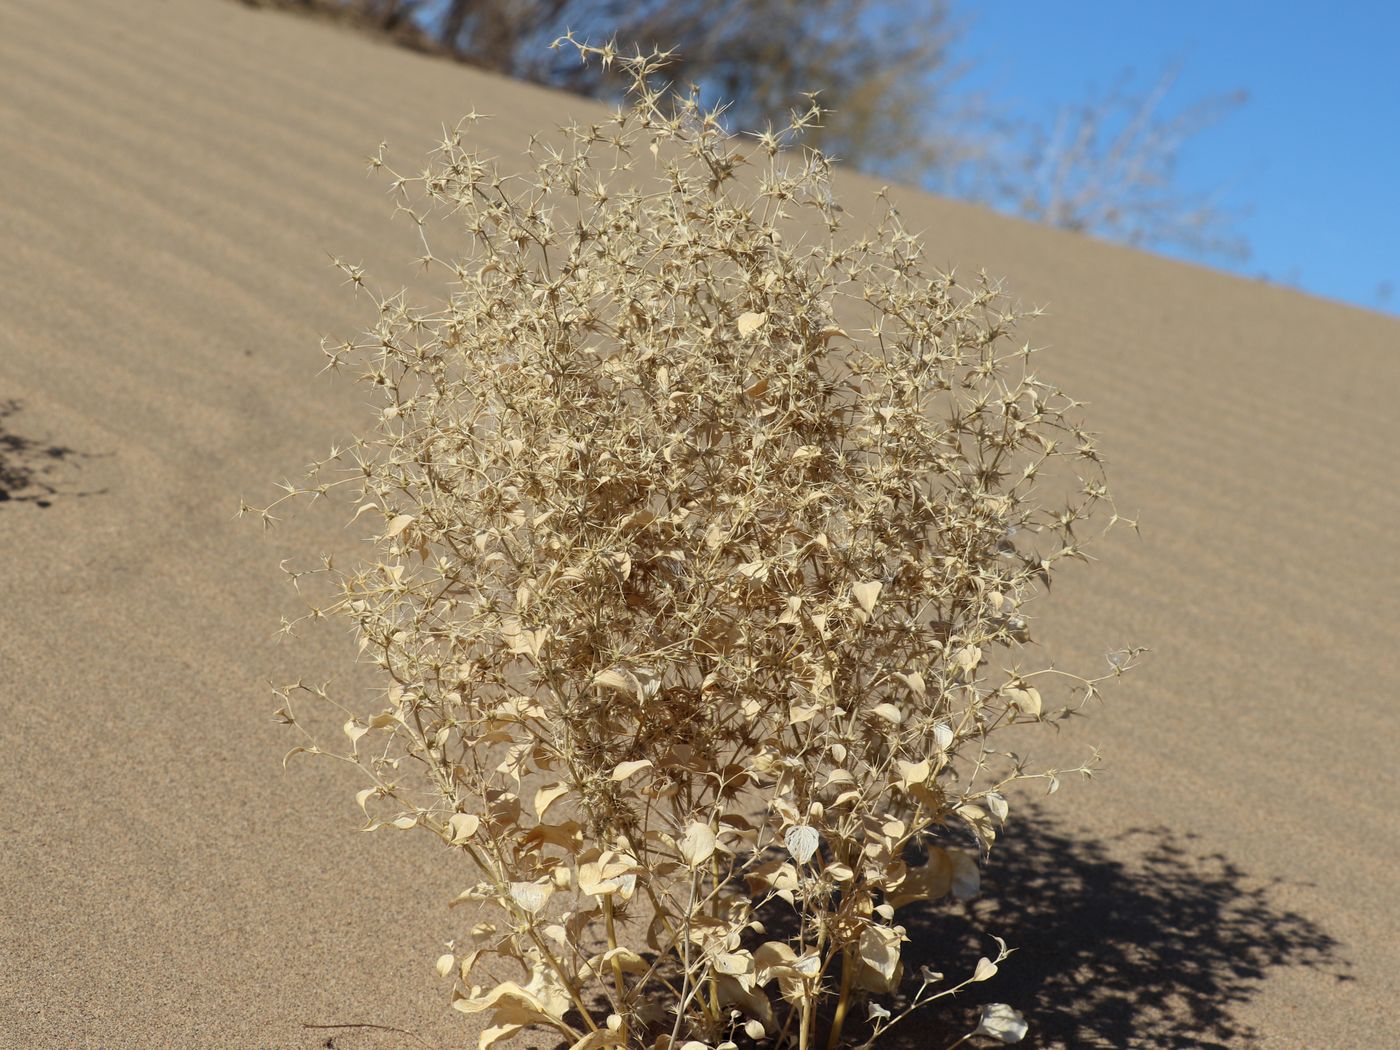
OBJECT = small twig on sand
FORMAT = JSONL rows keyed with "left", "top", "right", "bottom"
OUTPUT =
{"left": 301, "top": 1021, "right": 441, "bottom": 1049}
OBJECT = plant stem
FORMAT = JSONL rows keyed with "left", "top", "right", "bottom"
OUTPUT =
{"left": 708, "top": 854, "right": 723, "bottom": 1022}
{"left": 604, "top": 896, "right": 629, "bottom": 1041}
{"left": 825, "top": 943, "right": 855, "bottom": 1050}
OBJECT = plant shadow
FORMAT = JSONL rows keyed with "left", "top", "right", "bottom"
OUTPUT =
{"left": 0, "top": 399, "right": 107, "bottom": 506}
{"left": 298, "top": 810, "right": 1346, "bottom": 1050}
{"left": 892, "top": 808, "right": 1347, "bottom": 1049}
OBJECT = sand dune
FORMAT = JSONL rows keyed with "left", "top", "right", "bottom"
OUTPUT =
{"left": 2, "top": 1, "right": 1398, "bottom": 1046}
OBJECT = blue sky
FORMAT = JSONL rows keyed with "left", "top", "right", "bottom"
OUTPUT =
{"left": 947, "top": 2, "right": 1400, "bottom": 315}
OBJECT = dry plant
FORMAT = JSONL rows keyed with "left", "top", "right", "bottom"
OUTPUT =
{"left": 247, "top": 39, "right": 1141, "bottom": 1050}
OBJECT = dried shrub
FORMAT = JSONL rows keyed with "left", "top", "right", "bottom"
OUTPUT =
{"left": 249, "top": 39, "right": 1140, "bottom": 1050}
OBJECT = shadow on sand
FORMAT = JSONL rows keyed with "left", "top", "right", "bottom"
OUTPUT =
{"left": 296, "top": 810, "right": 1345, "bottom": 1050}
{"left": 893, "top": 809, "right": 1346, "bottom": 1049}
{"left": 0, "top": 399, "right": 106, "bottom": 506}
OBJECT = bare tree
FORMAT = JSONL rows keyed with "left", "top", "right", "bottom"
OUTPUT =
{"left": 244, "top": 0, "right": 965, "bottom": 181}
{"left": 422, "top": 0, "right": 964, "bottom": 183}
{"left": 988, "top": 66, "right": 1248, "bottom": 258}
{"left": 240, "top": 1, "right": 1249, "bottom": 259}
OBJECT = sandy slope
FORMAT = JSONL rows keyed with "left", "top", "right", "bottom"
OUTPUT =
{"left": 1, "top": 1, "right": 1397, "bottom": 1046}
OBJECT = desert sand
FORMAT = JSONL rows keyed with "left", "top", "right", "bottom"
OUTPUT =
{"left": 2, "top": 1, "right": 1398, "bottom": 1047}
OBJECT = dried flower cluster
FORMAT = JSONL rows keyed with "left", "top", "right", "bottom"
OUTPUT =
{"left": 250, "top": 38, "right": 1139, "bottom": 1050}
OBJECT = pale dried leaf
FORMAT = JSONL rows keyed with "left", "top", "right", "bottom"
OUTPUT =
{"left": 975, "top": 1003, "right": 1028, "bottom": 1044}
{"left": 509, "top": 881, "right": 553, "bottom": 914}
{"left": 476, "top": 1024, "right": 523, "bottom": 1050}
{"left": 1007, "top": 685, "right": 1043, "bottom": 717}
{"left": 679, "top": 822, "right": 717, "bottom": 867}
{"left": 852, "top": 579, "right": 883, "bottom": 615}
{"left": 953, "top": 645, "right": 983, "bottom": 676}
{"left": 568, "top": 1031, "right": 626, "bottom": 1050}
{"left": 592, "top": 668, "right": 635, "bottom": 695}
{"left": 713, "top": 950, "right": 755, "bottom": 976}
{"left": 343, "top": 720, "right": 367, "bottom": 746}
{"left": 871, "top": 703, "right": 903, "bottom": 725}
{"left": 856, "top": 924, "right": 903, "bottom": 990}
{"left": 986, "top": 792, "right": 1009, "bottom": 823}
{"left": 896, "top": 759, "right": 931, "bottom": 788}
{"left": 783, "top": 824, "right": 820, "bottom": 865}
{"left": 448, "top": 813, "right": 481, "bottom": 843}
{"left": 534, "top": 783, "right": 570, "bottom": 819}
{"left": 736, "top": 311, "right": 767, "bottom": 337}
{"left": 611, "top": 759, "right": 654, "bottom": 782}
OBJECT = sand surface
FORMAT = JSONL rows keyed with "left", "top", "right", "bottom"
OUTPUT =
{"left": 2, "top": 1, "right": 1398, "bottom": 1046}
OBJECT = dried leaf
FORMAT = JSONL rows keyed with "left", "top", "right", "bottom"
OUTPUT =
{"left": 611, "top": 759, "right": 653, "bottom": 781}
{"left": 871, "top": 703, "right": 903, "bottom": 725}
{"left": 852, "top": 580, "right": 882, "bottom": 615}
{"left": 736, "top": 311, "right": 767, "bottom": 337}
{"left": 534, "top": 783, "right": 570, "bottom": 819}
{"left": 783, "top": 824, "right": 820, "bottom": 865}
{"left": 592, "top": 668, "right": 636, "bottom": 696}
{"left": 455, "top": 973, "right": 570, "bottom": 1040}
{"left": 448, "top": 813, "right": 481, "bottom": 843}
{"left": 957, "top": 803, "right": 997, "bottom": 848}
{"left": 579, "top": 854, "right": 641, "bottom": 898}
{"left": 953, "top": 645, "right": 983, "bottom": 676}
{"left": 509, "top": 881, "right": 553, "bottom": 914}
{"left": 975, "top": 1004, "right": 1028, "bottom": 1044}
{"left": 679, "top": 822, "right": 717, "bottom": 867}
{"left": 1006, "top": 685, "right": 1043, "bottom": 717}
{"left": 896, "top": 759, "right": 931, "bottom": 788}
{"left": 568, "top": 1031, "right": 626, "bottom": 1050}
{"left": 343, "top": 720, "right": 367, "bottom": 746}
{"left": 855, "top": 924, "right": 904, "bottom": 991}
{"left": 888, "top": 847, "right": 952, "bottom": 907}
{"left": 737, "top": 559, "right": 768, "bottom": 580}
{"left": 986, "top": 792, "right": 1009, "bottom": 823}
{"left": 896, "top": 670, "right": 926, "bottom": 695}
{"left": 713, "top": 950, "right": 755, "bottom": 977}
{"left": 477, "top": 1024, "right": 523, "bottom": 1050}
